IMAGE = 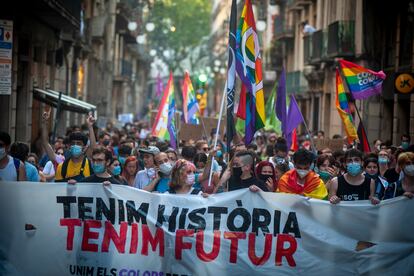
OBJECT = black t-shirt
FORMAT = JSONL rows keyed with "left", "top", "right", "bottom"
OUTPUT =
{"left": 384, "top": 168, "right": 400, "bottom": 183}
{"left": 228, "top": 176, "right": 268, "bottom": 192}
{"left": 81, "top": 174, "right": 121, "bottom": 184}
{"left": 337, "top": 175, "right": 371, "bottom": 201}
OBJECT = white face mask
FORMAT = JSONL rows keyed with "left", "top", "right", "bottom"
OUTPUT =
{"left": 296, "top": 169, "right": 310, "bottom": 179}
{"left": 159, "top": 162, "right": 173, "bottom": 175}
{"left": 0, "top": 147, "right": 6, "bottom": 159}
{"left": 186, "top": 173, "right": 195, "bottom": 185}
{"left": 404, "top": 165, "right": 414, "bottom": 177}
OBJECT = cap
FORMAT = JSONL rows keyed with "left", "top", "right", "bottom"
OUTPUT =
{"left": 138, "top": 146, "right": 160, "bottom": 155}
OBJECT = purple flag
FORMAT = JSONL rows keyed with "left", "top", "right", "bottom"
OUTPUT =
{"left": 285, "top": 95, "right": 304, "bottom": 149}
{"left": 275, "top": 69, "right": 287, "bottom": 134}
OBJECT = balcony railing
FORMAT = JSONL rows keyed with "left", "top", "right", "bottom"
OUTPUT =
{"left": 308, "top": 29, "right": 328, "bottom": 64}
{"left": 327, "top": 20, "right": 355, "bottom": 58}
{"left": 286, "top": 71, "right": 308, "bottom": 94}
{"left": 304, "top": 34, "right": 312, "bottom": 65}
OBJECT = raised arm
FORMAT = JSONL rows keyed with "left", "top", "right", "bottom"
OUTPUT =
{"left": 328, "top": 177, "right": 340, "bottom": 204}
{"left": 40, "top": 110, "right": 57, "bottom": 162}
{"left": 85, "top": 113, "right": 97, "bottom": 159}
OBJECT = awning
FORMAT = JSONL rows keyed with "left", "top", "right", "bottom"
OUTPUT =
{"left": 33, "top": 88, "right": 96, "bottom": 114}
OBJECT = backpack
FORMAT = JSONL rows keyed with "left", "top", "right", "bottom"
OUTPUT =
{"left": 56, "top": 157, "right": 93, "bottom": 182}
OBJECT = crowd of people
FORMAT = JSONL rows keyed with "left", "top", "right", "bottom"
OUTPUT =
{"left": 1, "top": 111, "right": 414, "bottom": 204}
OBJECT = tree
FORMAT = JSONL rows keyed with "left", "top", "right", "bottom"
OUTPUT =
{"left": 146, "top": 0, "right": 211, "bottom": 72}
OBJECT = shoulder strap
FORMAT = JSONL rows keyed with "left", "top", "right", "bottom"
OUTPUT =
{"left": 61, "top": 158, "right": 70, "bottom": 179}
{"left": 13, "top": 157, "right": 20, "bottom": 179}
{"left": 79, "top": 157, "right": 88, "bottom": 178}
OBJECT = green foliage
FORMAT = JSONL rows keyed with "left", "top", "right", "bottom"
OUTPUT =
{"left": 147, "top": 0, "right": 211, "bottom": 71}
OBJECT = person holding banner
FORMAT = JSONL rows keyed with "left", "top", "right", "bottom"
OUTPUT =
{"left": 329, "top": 149, "right": 380, "bottom": 204}
{"left": 220, "top": 150, "right": 268, "bottom": 192}
{"left": 255, "top": 160, "right": 277, "bottom": 192}
{"left": 277, "top": 149, "right": 328, "bottom": 199}
{"left": 167, "top": 159, "right": 207, "bottom": 196}
{"left": 79, "top": 146, "right": 121, "bottom": 184}
{"left": 384, "top": 152, "right": 414, "bottom": 199}
{"left": 134, "top": 146, "right": 160, "bottom": 189}
{"left": 142, "top": 152, "right": 172, "bottom": 193}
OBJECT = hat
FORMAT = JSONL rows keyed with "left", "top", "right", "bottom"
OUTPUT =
{"left": 138, "top": 146, "right": 160, "bottom": 155}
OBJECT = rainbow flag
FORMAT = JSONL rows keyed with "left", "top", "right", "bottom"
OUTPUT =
{"left": 152, "top": 72, "right": 177, "bottom": 148}
{"left": 182, "top": 71, "right": 199, "bottom": 125}
{"left": 339, "top": 59, "right": 386, "bottom": 100}
{"left": 336, "top": 69, "right": 358, "bottom": 144}
{"left": 235, "top": 0, "right": 265, "bottom": 145}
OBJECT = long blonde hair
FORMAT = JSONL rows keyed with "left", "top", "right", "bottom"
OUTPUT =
{"left": 170, "top": 159, "right": 195, "bottom": 190}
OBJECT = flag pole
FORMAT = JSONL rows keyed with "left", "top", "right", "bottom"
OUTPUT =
{"left": 207, "top": 81, "right": 227, "bottom": 187}
{"left": 301, "top": 114, "right": 317, "bottom": 154}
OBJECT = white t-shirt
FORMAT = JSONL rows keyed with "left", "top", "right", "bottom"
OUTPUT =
{"left": 42, "top": 161, "right": 55, "bottom": 182}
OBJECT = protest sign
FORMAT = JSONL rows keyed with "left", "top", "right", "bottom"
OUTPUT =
{"left": 0, "top": 182, "right": 413, "bottom": 275}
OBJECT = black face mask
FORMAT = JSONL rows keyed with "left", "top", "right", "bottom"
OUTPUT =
{"left": 258, "top": 174, "right": 272, "bottom": 181}
{"left": 232, "top": 166, "right": 243, "bottom": 179}
{"left": 102, "top": 140, "right": 110, "bottom": 146}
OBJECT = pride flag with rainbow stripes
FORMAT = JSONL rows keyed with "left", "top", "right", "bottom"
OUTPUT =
{"left": 235, "top": 0, "right": 265, "bottom": 145}
{"left": 339, "top": 59, "right": 386, "bottom": 100}
{"left": 336, "top": 69, "right": 358, "bottom": 144}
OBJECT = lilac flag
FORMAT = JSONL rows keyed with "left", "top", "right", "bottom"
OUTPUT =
{"left": 275, "top": 69, "right": 287, "bottom": 134}
{"left": 285, "top": 95, "right": 304, "bottom": 149}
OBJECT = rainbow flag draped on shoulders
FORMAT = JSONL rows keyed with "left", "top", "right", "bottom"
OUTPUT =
{"left": 339, "top": 59, "right": 386, "bottom": 100}
{"left": 152, "top": 72, "right": 177, "bottom": 148}
{"left": 182, "top": 71, "right": 199, "bottom": 125}
{"left": 235, "top": 0, "right": 265, "bottom": 145}
{"left": 336, "top": 69, "right": 358, "bottom": 144}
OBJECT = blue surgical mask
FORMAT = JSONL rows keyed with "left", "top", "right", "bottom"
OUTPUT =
{"left": 347, "top": 162, "right": 362, "bottom": 176}
{"left": 275, "top": 157, "right": 285, "bottom": 164}
{"left": 402, "top": 142, "right": 409, "bottom": 150}
{"left": 366, "top": 172, "right": 378, "bottom": 179}
{"left": 112, "top": 166, "right": 121, "bottom": 176}
{"left": 216, "top": 150, "right": 223, "bottom": 158}
{"left": 378, "top": 157, "right": 388, "bottom": 165}
{"left": 70, "top": 145, "right": 83, "bottom": 157}
{"left": 93, "top": 163, "right": 105, "bottom": 174}
{"left": 119, "top": 156, "right": 126, "bottom": 166}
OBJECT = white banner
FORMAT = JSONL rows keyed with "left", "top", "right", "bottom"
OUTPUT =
{"left": 0, "top": 182, "right": 413, "bottom": 276}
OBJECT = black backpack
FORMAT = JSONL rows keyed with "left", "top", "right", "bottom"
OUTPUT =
{"left": 56, "top": 157, "right": 93, "bottom": 182}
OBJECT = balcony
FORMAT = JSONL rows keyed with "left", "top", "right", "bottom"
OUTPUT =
{"left": 274, "top": 16, "right": 294, "bottom": 41}
{"left": 286, "top": 71, "right": 308, "bottom": 95}
{"left": 327, "top": 20, "right": 355, "bottom": 58}
{"left": 308, "top": 29, "right": 328, "bottom": 64}
{"left": 303, "top": 34, "right": 312, "bottom": 65}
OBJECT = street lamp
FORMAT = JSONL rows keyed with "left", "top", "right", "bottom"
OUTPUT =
{"left": 128, "top": 22, "right": 137, "bottom": 31}
{"left": 145, "top": 22, "right": 155, "bottom": 32}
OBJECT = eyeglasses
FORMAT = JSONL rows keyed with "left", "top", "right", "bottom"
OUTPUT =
{"left": 202, "top": 147, "right": 209, "bottom": 152}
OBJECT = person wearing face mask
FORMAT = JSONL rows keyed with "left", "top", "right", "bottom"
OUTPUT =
{"left": 108, "top": 158, "right": 127, "bottom": 185}
{"left": 0, "top": 131, "right": 26, "bottom": 181}
{"left": 363, "top": 157, "right": 388, "bottom": 200}
{"left": 167, "top": 159, "right": 207, "bottom": 196}
{"left": 55, "top": 131, "right": 92, "bottom": 182}
{"left": 384, "top": 152, "right": 414, "bottom": 199}
{"left": 400, "top": 134, "right": 411, "bottom": 151}
{"left": 142, "top": 152, "right": 172, "bottom": 193}
{"left": 118, "top": 144, "right": 132, "bottom": 167}
{"left": 314, "top": 154, "right": 338, "bottom": 186}
{"left": 218, "top": 150, "right": 268, "bottom": 192}
{"left": 377, "top": 149, "right": 390, "bottom": 177}
{"left": 193, "top": 152, "right": 221, "bottom": 194}
{"left": 255, "top": 161, "right": 277, "bottom": 191}
{"left": 329, "top": 149, "right": 380, "bottom": 205}
{"left": 40, "top": 147, "right": 65, "bottom": 182}
{"left": 277, "top": 149, "right": 327, "bottom": 199}
{"left": 269, "top": 139, "right": 294, "bottom": 170}
{"left": 134, "top": 146, "right": 160, "bottom": 189}
{"left": 80, "top": 147, "right": 120, "bottom": 184}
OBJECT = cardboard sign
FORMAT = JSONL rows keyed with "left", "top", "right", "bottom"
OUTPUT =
{"left": 314, "top": 138, "right": 346, "bottom": 151}
{"left": 179, "top": 117, "right": 225, "bottom": 142}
